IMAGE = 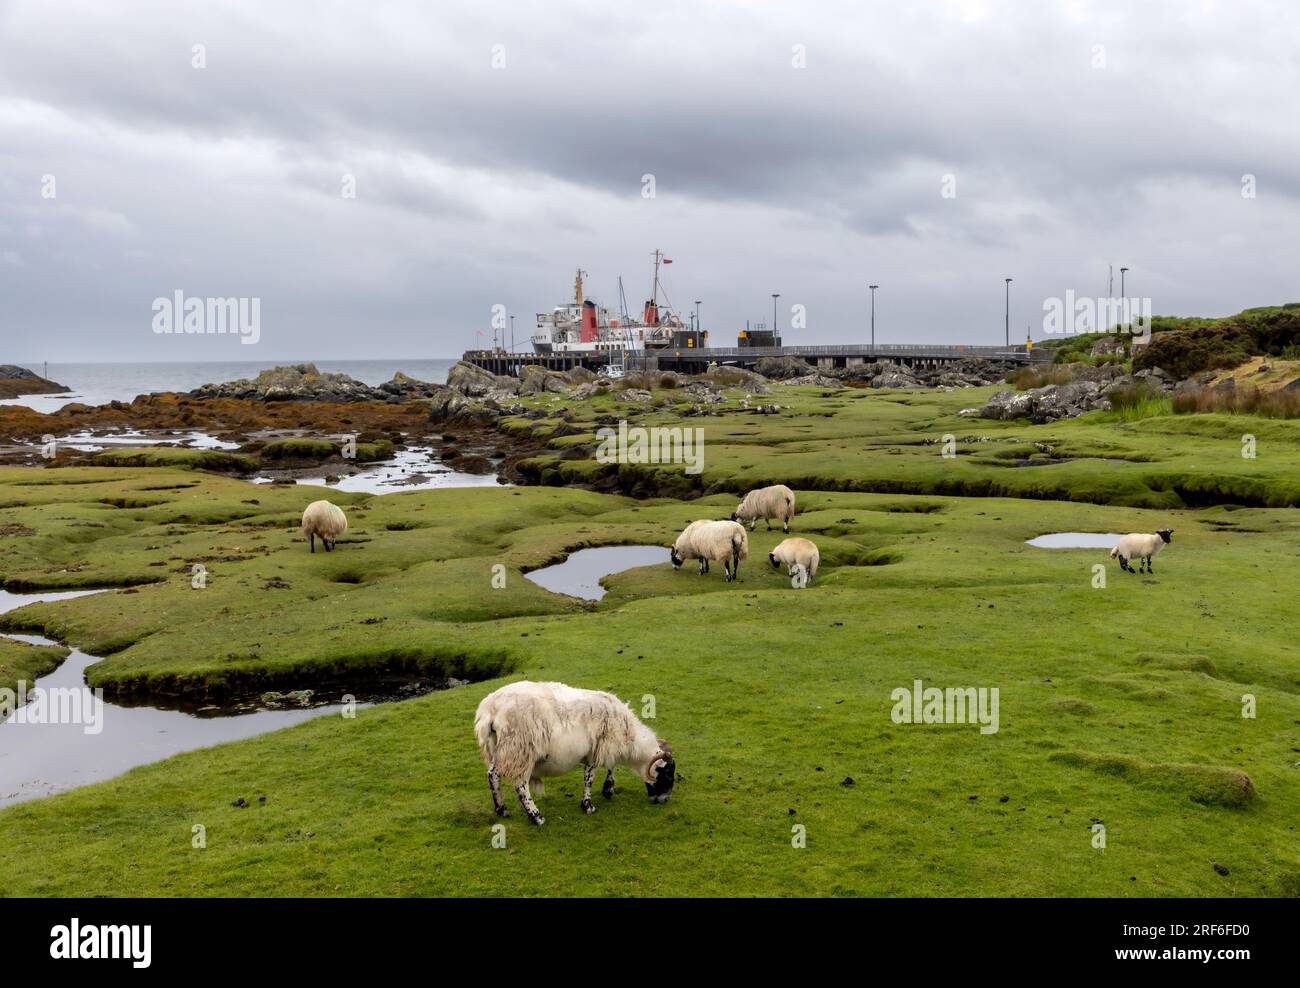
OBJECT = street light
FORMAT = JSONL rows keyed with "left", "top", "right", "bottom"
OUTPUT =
{"left": 694, "top": 300, "right": 702, "bottom": 337}
{"left": 869, "top": 285, "right": 879, "bottom": 350}
{"left": 1004, "top": 278, "right": 1013, "bottom": 349}
{"left": 771, "top": 293, "right": 780, "bottom": 341}
{"left": 509, "top": 314, "right": 516, "bottom": 353}
{"left": 1119, "top": 267, "right": 1129, "bottom": 330}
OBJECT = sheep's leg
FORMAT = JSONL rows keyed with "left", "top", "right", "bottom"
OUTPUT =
{"left": 487, "top": 760, "right": 509, "bottom": 817}
{"left": 309, "top": 532, "right": 315, "bottom": 553}
{"left": 699, "top": 558, "right": 708, "bottom": 575}
{"left": 580, "top": 763, "right": 597, "bottom": 814}
{"left": 602, "top": 769, "right": 616, "bottom": 799}
{"left": 515, "top": 779, "right": 544, "bottom": 826}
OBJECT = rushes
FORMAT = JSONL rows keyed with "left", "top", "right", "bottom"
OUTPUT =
{"left": 1010, "top": 366, "right": 1075, "bottom": 389}
{"left": 1172, "top": 384, "right": 1300, "bottom": 418}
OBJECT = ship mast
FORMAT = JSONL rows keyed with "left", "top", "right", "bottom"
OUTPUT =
{"left": 575, "top": 268, "right": 586, "bottom": 307}
{"left": 650, "top": 249, "right": 662, "bottom": 307}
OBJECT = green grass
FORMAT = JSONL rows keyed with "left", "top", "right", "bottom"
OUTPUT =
{"left": 1, "top": 448, "right": 1298, "bottom": 896}
{"left": 502, "top": 381, "right": 1300, "bottom": 508}
{"left": 0, "top": 636, "right": 69, "bottom": 699}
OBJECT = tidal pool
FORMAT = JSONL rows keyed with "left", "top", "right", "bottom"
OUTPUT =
{"left": 0, "top": 588, "right": 352, "bottom": 807}
{"left": 524, "top": 545, "right": 669, "bottom": 601}
{"left": 1025, "top": 533, "right": 1122, "bottom": 549}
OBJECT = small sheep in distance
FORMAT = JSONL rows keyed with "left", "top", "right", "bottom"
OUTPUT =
{"left": 732, "top": 484, "right": 796, "bottom": 533}
{"left": 473, "top": 681, "right": 675, "bottom": 826}
{"left": 301, "top": 499, "right": 347, "bottom": 553}
{"left": 769, "top": 537, "right": 820, "bottom": 586}
{"left": 671, "top": 519, "right": 749, "bottom": 581}
{"left": 1110, "top": 529, "right": 1173, "bottom": 574}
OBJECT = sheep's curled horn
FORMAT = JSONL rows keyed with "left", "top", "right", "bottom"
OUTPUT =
{"left": 650, "top": 739, "right": 674, "bottom": 778}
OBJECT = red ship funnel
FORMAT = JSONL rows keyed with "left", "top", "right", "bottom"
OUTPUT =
{"left": 581, "top": 300, "right": 599, "bottom": 342}
{"left": 642, "top": 299, "right": 659, "bottom": 326}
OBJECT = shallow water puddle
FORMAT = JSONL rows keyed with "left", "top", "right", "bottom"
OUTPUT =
{"left": 525, "top": 546, "right": 668, "bottom": 601}
{"left": 0, "top": 588, "right": 347, "bottom": 807}
{"left": 252, "top": 445, "right": 505, "bottom": 494}
{"left": 50, "top": 430, "right": 242, "bottom": 452}
{"left": 1026, "top": 532, "right": 1122, "bottom": 549}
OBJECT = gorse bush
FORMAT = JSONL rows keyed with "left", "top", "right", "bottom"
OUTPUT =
{"left": 1135, "top": 304, "right": 1300, "bottom": 378}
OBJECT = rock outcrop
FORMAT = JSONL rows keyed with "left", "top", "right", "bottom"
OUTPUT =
{"left": 0, "top": 365, "right": 71, "bottom": 399}
{"left": 975, "top": 364, "right": 1176, "bottom": 422}
{"left": 190, "top": 364, "right": 386, "bottom": 402}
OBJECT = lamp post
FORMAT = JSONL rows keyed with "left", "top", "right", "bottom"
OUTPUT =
{"left": 1004, "top": 278, "right": 1013, "bottom": 349}
{"left": 772, "top": 293, "right": 780, "bottom": 340}
{"left": 509, "top": 314, "right": 515, "bottom": 353}
{"left": 869, "top": 285, "right": 879, "bottom": 351}
{"left": 1119, "top": 267, "right": 1128, "bottom": 330}
{"left": 694, "top": 300, "right": 702, "bottom": 336}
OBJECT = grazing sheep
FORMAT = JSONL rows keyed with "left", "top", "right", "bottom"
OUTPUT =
{"left": 1110, "top": 529, "right": 1173, "bottom": 574}
{"left": 670, "top": 519, "right": 749, "bottom": 581}
{"left": 732, "top": 484, "right": 796, "bottom": 533}
{"left": 301, "top": 499, "right": 347, "bottom": 553}
{"left": 473, "top": 681, "right": 675, "bottom": 826}
{"left": 769, "top": 537, "right": 820, "bottom": 585}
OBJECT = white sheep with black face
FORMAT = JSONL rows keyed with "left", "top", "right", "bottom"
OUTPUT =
{"left": 1110, "top": 529, "right": 1173, "bottom": 574}
{"left": 473, "top": 681, "right": 675, "bottom": 826}
{"left": 301, "top": 499, "right": 347, "bottom": 553}
{"left": 769, "top": 537, "right": 820, "bottom": 585}
{"left": 670, "top": 519, "right": 749, "bottom": 581}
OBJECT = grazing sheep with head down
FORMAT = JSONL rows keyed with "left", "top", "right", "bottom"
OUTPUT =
{"left": 1110, "top": 529, "right": 1172, "bottom": 574}
{"left": 301, "top": 499, "right": 347, "bottom": 553}
{"left": 670, "top": 519, "right": 749, "bottom": 581}
{"left": 732, "top": 484, "right": 795, "bottom": 533}
{"left": 769, "top": 537, "right": 820, "bottom": 585}
{"left": 473, "top": 680, "right": 675, "bottom": 826}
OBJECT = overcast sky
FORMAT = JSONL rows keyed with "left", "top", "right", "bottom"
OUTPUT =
{"left": 1, "top": 0, "right": 1297, "bottom": 362}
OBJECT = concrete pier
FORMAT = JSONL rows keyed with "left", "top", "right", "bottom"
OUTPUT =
{"left": 462, "top": 342, "right": 1048, "bottom": 375}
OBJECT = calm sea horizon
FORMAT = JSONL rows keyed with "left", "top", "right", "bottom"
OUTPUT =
{"left": 2, "top": 359, "right": 463, "bottom": 413}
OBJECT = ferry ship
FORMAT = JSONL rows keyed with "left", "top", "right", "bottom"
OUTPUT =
{"left": 531, "top": 250, "right": 705, "bottom": 355}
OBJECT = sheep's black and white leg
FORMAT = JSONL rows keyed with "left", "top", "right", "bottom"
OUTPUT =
{"left": 515, "top": 778, "right": 544, "bottom": 826}
{"left": 580, "top": 763, "right": 597, "bottom": 814}
{"left": 602, "top": 768, "right": 616, "bottom": 799}
{"left": 487, "top": 760, "right": 509, "bottom": 817}
{"left": 699, "top": 558, "right": 708, "bottom": 575}
{"left": 782, "top": 519, "right": 789, "bottom": 533}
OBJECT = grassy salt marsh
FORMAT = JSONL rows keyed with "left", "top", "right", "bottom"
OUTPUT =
{"left": 0, "top": 384, "right": 1298, "bottom": 897}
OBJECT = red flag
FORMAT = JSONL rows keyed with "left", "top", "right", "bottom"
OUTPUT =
{"left": 662, "top": 258, "right": 672, "bottom": 264}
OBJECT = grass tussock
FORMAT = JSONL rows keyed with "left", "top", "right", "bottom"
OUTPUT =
{"left": 1103, "top": 384, "right": 1172, "bottom": 422}
{"left": 1011, "top": 366, "right": 1076, "bottom": 389}
{"left": 1172, "top": 385, "right": 1300, "bottom": 419}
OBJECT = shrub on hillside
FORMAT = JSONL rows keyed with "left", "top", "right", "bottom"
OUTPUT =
{"left": 1135, "top": 305, "right": 1300, "bottom": 378}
